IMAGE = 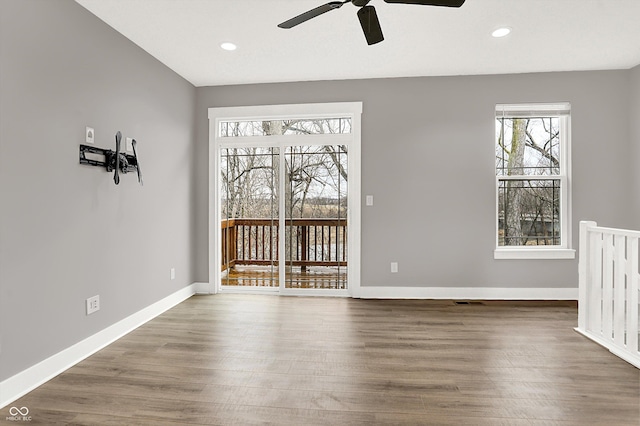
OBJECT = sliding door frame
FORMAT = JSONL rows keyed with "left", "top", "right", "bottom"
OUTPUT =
{"left": 208, "top": 102, "right": 362, "bottom": 297}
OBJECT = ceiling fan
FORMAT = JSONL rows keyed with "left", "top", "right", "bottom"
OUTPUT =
{"left": 278, "top": 0, "right": 466, "bottom": 45}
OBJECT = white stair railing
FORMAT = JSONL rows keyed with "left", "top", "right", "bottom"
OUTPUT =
{"left": 577, "top": 221, "right": 640, "bottom": 368}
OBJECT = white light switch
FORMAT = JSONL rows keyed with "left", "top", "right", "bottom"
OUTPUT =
{"left": 391, "top": 262, "right": 398, "bottom": 273}
{"left": 85, "top": 127, "right": 94, "bottom": 144}
{"left": 125, "top": 137, "right": 133, "bottom": 153}
{"left": 366, "top": 195, "right": 374, "bottom": 206}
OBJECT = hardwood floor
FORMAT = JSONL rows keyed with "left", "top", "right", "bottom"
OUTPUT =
{"left": 5, "top": 295, "right": 640, "bottom": 425}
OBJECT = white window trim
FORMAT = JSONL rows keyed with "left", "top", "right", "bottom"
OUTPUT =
{"left": 494, "top": 247, "right": 576, "bottom": 260}
{"left": 494, "top": 103, "right": 575, "bottom": 260}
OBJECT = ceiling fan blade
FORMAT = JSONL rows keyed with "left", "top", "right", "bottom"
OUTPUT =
{"left": 383, "top": 0, "right": 465, "bottom": 6}
{"left": 278, "top": 1, "right": 349, "bottom": 29}
{"left": 357, "top": 6, "right": 384, "bottom": 45}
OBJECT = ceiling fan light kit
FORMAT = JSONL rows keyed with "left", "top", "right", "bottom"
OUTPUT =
{"left": 278, "top": 0, "right": 466, "bottom": 45}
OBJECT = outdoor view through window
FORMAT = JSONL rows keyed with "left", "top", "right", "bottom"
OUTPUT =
{"left": 220, "top": 118, "right": 349, "bottom": 289}
{"left": 495, "top": 104, "right": 570, "bottom": 249}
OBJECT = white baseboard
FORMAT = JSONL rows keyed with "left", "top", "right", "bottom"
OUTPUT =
{"left": 355, "top": 286, "right": 578, "bottom": 300}
{"left": 0, "top": 283, "right": 198, "bottom": 409}
{"left": 193, "top": 281, "right": 213, "bottom": 294}
{"left": 185, "top": 282, "right": 577, "bottom": 300}
{"left": 574, "top": 328, "right": 640, "bottom": 369}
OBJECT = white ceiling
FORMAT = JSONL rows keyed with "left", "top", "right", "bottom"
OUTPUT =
{"left": 75, "top": 0, "right": 640, "bottom": 87}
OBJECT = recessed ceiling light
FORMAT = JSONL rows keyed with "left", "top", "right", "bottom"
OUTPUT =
{"left": 220, "top": 42, "right": 237, "bottom": 51}
{"left": 492, "top": 27, "right": 511, "bottom": 38}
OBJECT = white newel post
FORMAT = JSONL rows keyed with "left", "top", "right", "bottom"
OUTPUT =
{"left": 578, "top": 221, "right": 596, "bottom": 332}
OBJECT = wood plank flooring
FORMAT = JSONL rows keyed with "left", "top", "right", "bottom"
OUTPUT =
{"left": 5, "top": 295, "right": 639, "bottom": 425}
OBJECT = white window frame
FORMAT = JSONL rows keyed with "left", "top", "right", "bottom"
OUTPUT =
{"left": 494, "top": 103, "right": 575, "bottom": 260}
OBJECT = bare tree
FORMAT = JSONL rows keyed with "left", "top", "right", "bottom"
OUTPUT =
{"left": 505, "top": 118, "right": 526, "bottom": 245}
{"left": 497, "top": 117, "right": 560, "bottom": 246}
{"left": 221, "top": 118, "right": 349, "bottom": 220}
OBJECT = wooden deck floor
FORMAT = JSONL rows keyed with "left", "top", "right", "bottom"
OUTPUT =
{"left": 222, "top": 265, "right": 347, "bottom": 289}
{"left": 6, "top": 295, "right": 640, "bottom": 425}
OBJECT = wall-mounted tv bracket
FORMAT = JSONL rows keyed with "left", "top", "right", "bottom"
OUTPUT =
{"left": 79, "top": 131, "right": 143, "bottom": 185}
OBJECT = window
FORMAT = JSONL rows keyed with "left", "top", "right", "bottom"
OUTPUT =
{"left": 219, "top": 118, "right": 352, "bottom": 137}
{"left": 494, "top": 103, "right": 575, "bottom": 259}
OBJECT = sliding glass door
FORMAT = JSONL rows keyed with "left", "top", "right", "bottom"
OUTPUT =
{"left": 219, "top": 143, "right": 348, "bottom": 292}
{"left": 220, "top": 147, "right": 279, "bottom": 288}
{"left": 284, "top": 145, "right": 347, "bottom": 290}
{"left": 209, "top": 103, "right": 361, "bottom": 296}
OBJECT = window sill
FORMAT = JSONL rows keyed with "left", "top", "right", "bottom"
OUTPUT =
{"left": 494, "top": 248, "right": 576, "bottom": 260}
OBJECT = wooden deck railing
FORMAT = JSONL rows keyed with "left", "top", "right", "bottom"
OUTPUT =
{"left": 221, "top": 218, "right": 347, "bottom": 272}
{"left": 576, "top": 221, "right": 640, "bottom": 369}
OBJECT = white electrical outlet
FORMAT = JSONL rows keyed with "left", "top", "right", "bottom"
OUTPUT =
{"left": 391, "top": 262, "right": 398, "bottom": 273}
{"left": 366, "top": 195, "right": 374, "bottom": 206}
{"left": 86, "top": 295, "right": 100, "bottom": 315}
{"left": 170, "top": 268, "right": 176, "bottom": 280}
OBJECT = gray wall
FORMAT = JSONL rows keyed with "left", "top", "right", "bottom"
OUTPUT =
{"left": 196, "top": 70, "right": 634, "bottom": 288}
{"left": 0, "top": 0, "right": 196, "bottom": 381}
{"left": 631, "top": 64, "right": 640, "bottom": 226}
